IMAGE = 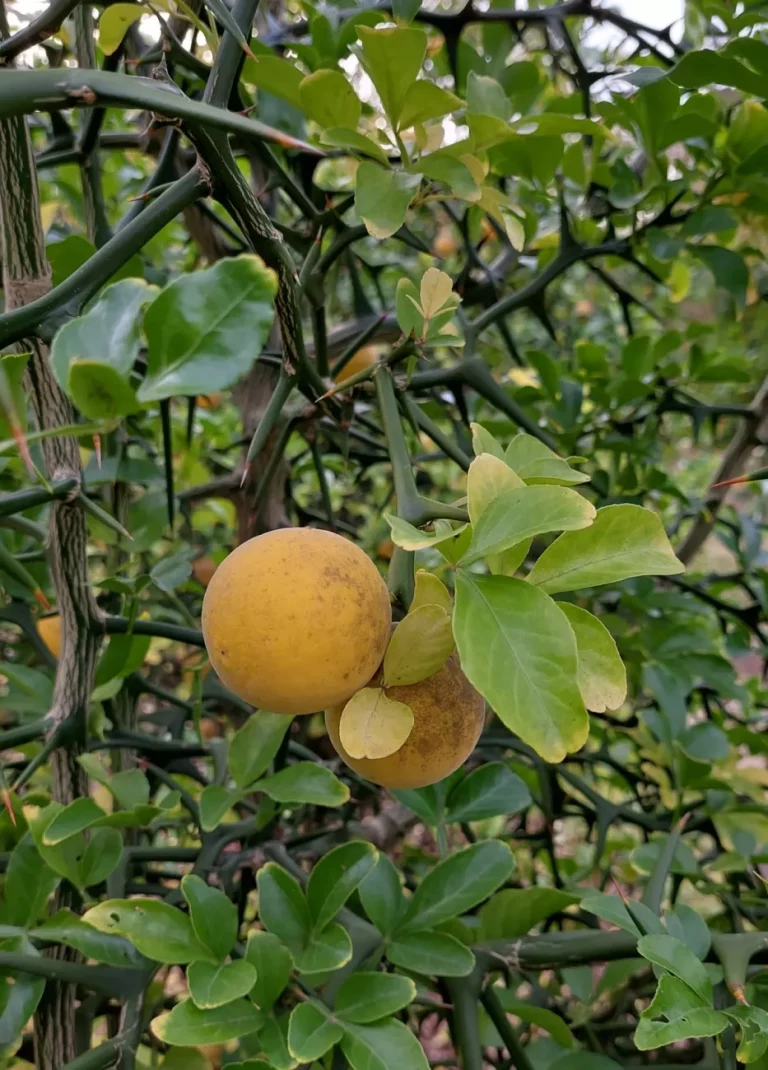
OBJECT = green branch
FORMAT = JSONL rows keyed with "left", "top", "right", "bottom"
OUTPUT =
{"left": 0, "top": 70, "right": 321, "bottom": 155}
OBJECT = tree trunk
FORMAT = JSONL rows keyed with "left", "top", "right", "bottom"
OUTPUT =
{"left": 0, "top": 7, "right": 101, "bottom": 1065}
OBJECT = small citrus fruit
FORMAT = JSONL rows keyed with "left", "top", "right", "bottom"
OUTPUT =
{"left": 202, "top": 528, "right": 391, "bottom": 715}
{"left": 37, "top": 614, "right": 62, "bottom": 659}
{"left": 192, "top": 556, "right": 218, "bottom": 587}
{"left": 326, "top": 651, "right": 485, "bottom": 789}
{"left": 433, "top": 227, "right": 458, "bottom": 259}
{"left": 334, "top": 345, "right": 380, "bottom": 385}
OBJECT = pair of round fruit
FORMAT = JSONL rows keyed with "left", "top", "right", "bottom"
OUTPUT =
{"left": 202, "top": 528, "right": 485, "bottom": 789}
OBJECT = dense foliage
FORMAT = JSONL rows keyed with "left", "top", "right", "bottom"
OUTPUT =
{"left": 2, "top": 0, "right": 768, "bottom": 1067}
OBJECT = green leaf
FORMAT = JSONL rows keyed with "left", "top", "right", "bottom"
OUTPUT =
{"left": 355, "top": 162, "right": 421, "bottom": 239}
{"left": 581, "top": 893, "right": 641, "bottom": 937}
{"left": 79, "top": 827, "right": 124, "bottom": 887}
{"left": 242, "top": 50, "right": 304, "bottom": 108}
{"left": 139, "top": 255, "right": 277, "bottom": 402}
{"left": 150, "top": 550, "right": 194, "bottom": 592}
{"left": 0, "top": 940, "right": 45, "bottom": 1059}
{"left": 382, "top": 605, "right": 454, "bottom": 687}
{"left": 467, "top": 72, "right": 511, "bottom": 120}
{"left": 460, "top": 485, "right": 596, "bottom": 566}
{"left": 550, "top": 1056, "right": 622, "bottom": 1070}
{"left": 387, "top": 930, "right": 475, "bottom": 977}
{"left": 398, "top": 81, "right": 461, "bottom": 130}
{"left": 454, "top": 572, "right": 588, "bottom": 763}
{"left": 471, "top": 423, "right": 505, "bottom": 460}
{"left": 477, "top": 888, "right": 579, "bottom": 941}
{"left": 336, "top": 972, "right": 416, "bottom": 1023}
{"left": 307, "top": 841, "right": 378, "bottom": 932}
{"left": 259, "top": 763, "right": 349, "bottom": 807}
{"left": 558, "top": 603, "right": 627, "bottom": 713}
{"left": 257, "top": 863, "right": 311, "bottom": 954}
{"left": 690, "top": 244, "right": 748, "bottom": 305}
{"left": 497, "top": 993, "right": 575, "bottom": 1050}
{"left": 181, "top": 874, "right": 238, "bottom": 962}
{"left": 669, "top": 48, "right": 766, "bottom": 95}
{"left": 359, "top": 853, "right": 404, "bottom": 936}
{"left": 50, "top": 278, "right": 156, "bottom": 391}
{"left": 187, "top": 959, "right": 258, "bottom": 1009}
{"left": 288, "top": 1001, "right": 343, "bottom": 1061}
{"left": 256, "top": 1010, "right": 297, "bottom": 1070}
{"left": 357, "top": 25, "right": 427, "bottom": 126}
{"left": 341, "top": 1017, "right": 429, "bottom": 1070}
{"left": 527, "top": 504, "right": 684, "bottom": 594}
{"left": 504, "top": 432, "right": 589, "bottom": 486}
{"left": 151, "top": 997, "right": 262, "bottom": 1047}
{"left": 31, "top": 909, "right": 148, "bottom": 968}
{"left": 294, "top": 921, "right": 352, "bottom": 975}
{"left": 98, "top": 3, "right": 145, "bottom": 53}
{"left": 467, "top": 453, "right": 524, "bottom": 526}
{"left": 230, "top": 712, "right": 292, "bottom": 789}
{"left": 83, "top": 898, "right": 213, "bottom": 964}
{"left": 637, "top": 934, "right": 712, "bottom": 1002}
{"left": 4, "top": 834, "right": 59, "bottom": 927}
{"left": 397, "top": 841, "right": 514, "bottom": 934}
{"left": 245, "top": 930, "right": 293, "bottom": 1010}
{"left": 445, "top": 763, "right": 531, "bottom": 823}
{"left": 322, "top": 127, "right": 391, "bottom": 165}
{"left": 199, "top": 785, "right": 239, "bottom": 832}
{"left": 300, "top": 70, "right": 361, "bottom": 130}
{"left": 67, "top": 360, "right": 140, "bottom": 421}
{"left": 635, "top": 974, "right": 727, "bottom": 1050}
{"left": 42, "top": 797, "right": 106, "bottom": 845}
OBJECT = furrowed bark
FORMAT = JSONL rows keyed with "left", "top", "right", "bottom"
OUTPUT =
{"left": 0, "top": 5, "right": 100, "bottom": 1065}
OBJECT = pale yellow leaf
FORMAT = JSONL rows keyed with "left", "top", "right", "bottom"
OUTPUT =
{"left": 419, "top": 267, "right": 454, "bottom": 320}
{"left": 460, "top": 154, "right": 488, "bottom": 183}
{"left": 467, "top": 453, "right": 524, "bottom": 526}
{"left": 501, "top": 209, "right": 525, "bottom": 252}
{"left": 383, "top": 604, "right": 454, "bottom": 687}
{"left": 411, "top": 569, "right": 452, "bottom": 615}
{"left": 339, "top": 687, "right": 414, "bottom": 760}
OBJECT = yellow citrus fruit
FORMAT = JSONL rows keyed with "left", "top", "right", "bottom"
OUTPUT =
{"left": 325, "top": 651, "right": 485, "bottom": 789}
{"left": 333, "top": 345, "right": 379, "bottom": 385}
{"left": 37, "top": 615, "right": 62, "bottom": 659}
{"left": 202, "top": 528, "right": 392, "bottom": 715}
{"left": 192, "top": 556, "right": 218, "bottom": 587}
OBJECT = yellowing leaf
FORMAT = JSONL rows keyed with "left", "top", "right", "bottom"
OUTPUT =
{"left": 501, "top": 209, "right": 526, "bottom": 251}
{"left": 470, "top": 423, "right": 505, "bottom": 460}
{"left": 386, "top": 514, "right": 468, "bottom": 551}
{"left": 460, "top": 154, "right": 488, "bottom": 183}
{"left": 558, "top": 603, "right": 627, "bottom": 713}
{"left": 419, "top": 267, "right": 454, "bottom": 320}
{"left": 99, "top": 3, "right": 145, "bottom": 54}
{"left": 383, "top": 604, "right": 454, "bottom": 687}
{"left": 339, "top": 688, "right": 414, "bottom": 760}
{"left": 467, "top": 453, "right": 524, "bottom": 525}
{"left": 411, "top": 570, "right": 452, "bottom": 615}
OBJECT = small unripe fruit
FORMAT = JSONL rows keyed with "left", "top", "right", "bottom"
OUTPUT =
{"left": 202, "top": 528, "right": 392, "bottom": 715}
{"left": 192, "top": 556, "right": 218, "bottom": 587}
{"left": 326, "top": 651, "right": 485, "bottom": 789}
